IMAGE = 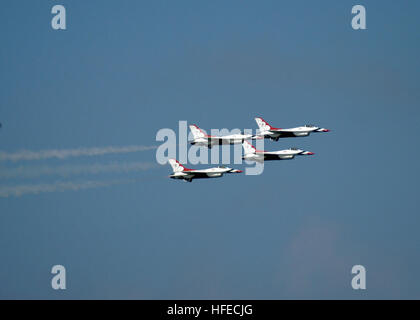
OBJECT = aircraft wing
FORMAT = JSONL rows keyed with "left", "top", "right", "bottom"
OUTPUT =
{"left": 181, "top": 170, "right": 212, "bottom": 178}
{"left": 211, "top": 136, "right": 244, "bottom": 141}
{"left": 252, "top": 156, "right": 265, "bottom": 163}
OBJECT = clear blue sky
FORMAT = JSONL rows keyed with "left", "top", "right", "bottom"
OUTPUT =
{"left": 1, "top": 0, "right": 419, "bottom": 299}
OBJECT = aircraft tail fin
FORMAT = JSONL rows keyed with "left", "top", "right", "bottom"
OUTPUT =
{"left": 242, "top": 141, "right": 257, "bottom": 155}
{"left": 168, "top": 159, "right": 187, "bottom": 172}
{"left": 189, "top": 124, "right": 207, "bottom": 139}
{"left": 255, "top": 117, "right": 272, "bottom": 131}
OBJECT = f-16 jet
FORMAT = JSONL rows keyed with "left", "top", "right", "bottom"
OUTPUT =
{"left": 255, "top": 117, "right": 330, "bottom": 141}
{"left": 242, "top": 141, "right": 314, "bottom": 163}
{"left": 189, "top": 124, "right": 257, "bottom": 148}
{"left": 168, "top": 159, "right": 242, "bottom": 182}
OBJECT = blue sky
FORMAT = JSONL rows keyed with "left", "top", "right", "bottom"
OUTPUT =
{"left": 0, "top": 0, "right": 419, "bottom": 299}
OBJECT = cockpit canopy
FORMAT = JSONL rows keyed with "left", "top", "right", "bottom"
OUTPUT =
{"left": 290, "top": 147, "right": 299, "bottom": 151}
{"left": 305, "top": 124, "right": 315, "bottom": 127}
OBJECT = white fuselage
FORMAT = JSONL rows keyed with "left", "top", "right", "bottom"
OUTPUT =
{"left": 191, "top": 133, "right": 254, "bottom": 148}
{"left": 170, "top": 166, "right": 242, "bottom": 182}
{"left": 243, "top": 148, "right": 314, "bottom": 163}
{"left": 259, "top": 126, "right": 329, "bottom": 141}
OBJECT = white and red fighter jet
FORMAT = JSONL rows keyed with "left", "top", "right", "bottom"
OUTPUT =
{"left": 255, "top": 117, "right": 330, "bottom": 141}
{"left": 189, "top": 124, "right": 258, "bottom": 148}
{"left": 242, "top": 141, "right": 314, "bottom": 163}
{"left": 168, "top": 159, "right": 242, "bottom": 182}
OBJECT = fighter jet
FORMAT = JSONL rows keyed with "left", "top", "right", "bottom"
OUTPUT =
{"left": 168, "top": 159, "right": 242, "bottom": 182}
{"left": 189, "top": 124, "right": 257, "bottom": 148}
{"left": 242, "top": 141, "right": 314, "bottom": 163}
{"left": 255, "top": 117, "right": 330, "bottom": 141}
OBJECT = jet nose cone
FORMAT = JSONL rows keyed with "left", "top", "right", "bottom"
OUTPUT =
{"left": 323, "top": 129, "right": 330, "bottom": 132}
{"left": 304, "top": 151, "right": 315, "bottom": 155}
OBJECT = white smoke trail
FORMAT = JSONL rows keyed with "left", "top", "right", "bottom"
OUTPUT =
{"left": 0, "top": 161, "right": 157, "bottom": 179}
{"left": 0, "top": 145, "right": 157, "bottom": 162}
{"left": 0, "top": 179, "right": 133, "bottom": 198}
